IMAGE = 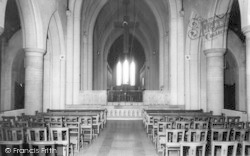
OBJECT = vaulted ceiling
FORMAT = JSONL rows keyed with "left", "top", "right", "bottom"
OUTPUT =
{"left": 93, "top": 0, "right": 159, "bottom": 70}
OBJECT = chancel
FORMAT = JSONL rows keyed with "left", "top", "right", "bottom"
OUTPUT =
{"left": 107, "top": 0, "right": 143, "bottom": 102}
{"left": 1, "top": 0, "right": 250, "bottom": 155}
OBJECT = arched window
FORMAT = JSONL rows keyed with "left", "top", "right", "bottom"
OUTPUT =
{"left": 116, "top": 59, "right": 136, "bottom": 86}
{"left": 116, "top": 61, "right": 122, "bottom": 86}
{"left": 122, "top": 59, "right": 129, "bottom": 85}
{"left": 130, "top": 61, "right": 135, "bottom": 86}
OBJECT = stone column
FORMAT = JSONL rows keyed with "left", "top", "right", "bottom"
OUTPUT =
{"left": 242, "top": 26, "right": 250, "bottom": 119}
{"left": 24, "top": 48, "right": 45, "bottom": 114}
{"left": 204, "top": 48, "right": 226, "bottom": 115}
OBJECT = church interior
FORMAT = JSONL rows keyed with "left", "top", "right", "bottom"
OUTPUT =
{"left": 0, "top": 0, "right": 250, "bottom": 155}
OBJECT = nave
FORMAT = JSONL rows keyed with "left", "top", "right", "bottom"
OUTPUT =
{"left": 79, "top": 120, "right": 158, "bottom": 156}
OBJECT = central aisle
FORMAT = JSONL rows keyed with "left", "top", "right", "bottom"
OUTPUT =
{"left": 79, "top": 120, "right": 158, "bottom": 156}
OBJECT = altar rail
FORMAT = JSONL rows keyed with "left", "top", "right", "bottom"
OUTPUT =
{"left": 107, "top": 90, "right": 143, "bottom": 102}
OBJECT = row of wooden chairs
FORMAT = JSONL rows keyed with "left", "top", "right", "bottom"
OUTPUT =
{"left": 143, "top": 110, "right": 250, "bottom": 156}
{"left": 0, "top": 116, "right": 104, "bottom": 151}
{"left": 0, "top": 110, "right": 107, "bottom": 155}
{"left": 158, "top": 127, "right": 250, "bottom": 156}
{"left": 0, "top": 127, "right": 70, "bottom": 156}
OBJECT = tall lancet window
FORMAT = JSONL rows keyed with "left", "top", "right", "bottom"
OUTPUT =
{"left": 123, "top": 59, "right": 130, "bottom": 84}
{"left": 116, "top": 59, "right": 136, "bottom": 86}
{"left": 116, "top": 61, "right": 122, "bottom": 86}
{"left": 130, "top": 61, "right": 135, "bottom": 86}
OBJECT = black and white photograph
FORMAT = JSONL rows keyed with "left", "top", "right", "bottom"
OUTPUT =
{"left": 0, "top": 0, "right": 249, "bottom": 155}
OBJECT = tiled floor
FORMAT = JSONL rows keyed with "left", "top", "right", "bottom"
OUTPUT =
{"left": 77, "top": 120, "right": 158, "bottom": 156}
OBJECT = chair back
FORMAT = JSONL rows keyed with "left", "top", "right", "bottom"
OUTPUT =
{"left": 211, "top": 128, "right": 230, "bottom": 141}
{"left": 192, "top": 121, "right": 209, "bottom": 129}
{"left": 157, "top": 121, "right": 173, "bottom": 136}
{"left": 165, "top": 129, "right": 185, "bottom": 143}
{"left": 186, "top": 129, "right": 208, "bottom": 142}
{"left": 64, "top": 116, "right": 78, "bottom": 122}
{"left": 153, "top": 116, "right": 164, "bottom": 126}
{"left": 210, "top": 115, "right": 225, "bottom": 123}
{"left": 79, "top": 116, "right": 92, "bottom": 127}
{"left": 14, "top": 121, "right": 29, "bottom": 128}
{"left": 2, "top": 116, "right": 16, "bottom": 126}
{"left": 227, "top": 116, "right": 240, "bottom": 123}
{"left": 181, "top": 116, "right": 195, "bottom": 121}
{"left": 0, "top": 121, "right": 12, "bottom": 127}
{"left": 26, "top": 127, "right": 48, "bottom": 142}
{"left": 50, "top": 127, "right": 69, "bottom": 145}
{"left": 210, "top": 122, "right": 226, "bottom": 129}
{"left": 50, "top": 116, "right": 63, "bottom": 122}
{"left": 5, "top": 127, "right": 24, "bottom": 142}
{"left": 232, "top": 128, "right": 249, "bottom": 142}
{"left": 175, "top": 121, "right": 191, "bottom": 129}
{"left": 166, "top": 116, "right": 181, "bottom": 122}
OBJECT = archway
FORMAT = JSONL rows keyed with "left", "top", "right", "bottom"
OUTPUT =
{"left": 107, "top": 35, "right": 145, "bottom": 89}
{"left": 11, "top": 50, "right": 25, "bottom": 109}
{"left": 92, "top": 0, "right": 159, "bottom": 91}
{"left": 1, "top": 0, "right": 22, "bottom": 111}
{"left": 224, "top": 51, "right": 238, "bottom": 110}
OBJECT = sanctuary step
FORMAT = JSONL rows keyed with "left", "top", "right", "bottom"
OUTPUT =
{"left": 65, "top": 104, "right": 185, "bottom": 120}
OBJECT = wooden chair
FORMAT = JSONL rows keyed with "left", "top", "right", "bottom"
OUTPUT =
{"left": 48, "top": 116, "right": 64, "bottom": 128}
{"left": 64, "top": 116, "right": 78, "bottom": 122}
{"left": 211, "top": 141, "right": 238, "bottom": 156}
{"left": 64, "top": 122, "right": 81, "bottom": 152}
{"left": 155, "top": 121, "right": 173, "bottom": 153}
{"left": 191, "top": 121, "right": 209, "bottom": 129}
{"left": 245, "top": 122, "right": 250, "bottom": 129}
{"left": 210, "top": 128, "right": 237, "bottom": 156}
{"left": 0, "top": 127, "right": 25, "bottom": 156}
{"left": 2, "top": 116, "right": 16, "bottom": 126}
{"left": 26, "top": 127, "right": 55, "bottom": 156}
{"left": 92, "top": 115, "right": 102, "bottom": 136}
{"left": 49, "top": 127, "right": 71, "bottom": 156}
{"left": 174, "top": 121, "right": 191, "bottom": 129}
{"left": 210, "top": 115, "right": 225, "bottom": 123}
{"left": 166, "top": 116, "right": 181, "bottom": 122}
{"left": 152, "top": 116, "right": 165, "bottom": 141}
{"left": 182, "top": 129, "right": 208, "bottom": 156}
{"left": 49, "top": 122, "right": 64, "bottom": 128}
{"left": 0, "top": 121, "right": 12, "bottom": 127}
{"left": 33, "top": 116, "right": 45, "bottom": 123}
{"left": 14, "top": 121, "right": 29, "bottom": 128}
{"left": 226, "top": 116, "right": 240, "bottom": 123}
{"left": 163, "top": 129, "right": 185, "bottom": 156}
{"left": 228, "top": 122, "right": 245, "bottom": 129}
{"left": 210, "top": 122, "right": 227, "bottom": 129}
{"left": 146, "top": 115, "right": 154, "bottom": 135}
{"left": 231, "top": 128, "right": 250, "bottom": 156}
{"left": 79, "top": 116, "right": 94, "bottom": 145}
{"left": 196, "top": 116, "right": 210, "bottom": 121}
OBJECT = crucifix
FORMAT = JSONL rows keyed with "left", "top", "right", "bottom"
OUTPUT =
{"left": 114, "top": 0, "right": 139, "bottom": 55}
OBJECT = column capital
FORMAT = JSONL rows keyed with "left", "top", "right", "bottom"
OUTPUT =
{"left": 0, "top": 26, "right": 4, "bottom": 36}
{"left": 24, "top": 48, "right": 46, "bottom": 56}
{"left": 242, "top": 25, "right": 250, "bottom": 35}
{"left": 204, "top": 48, "right": 226, "bottom": 57}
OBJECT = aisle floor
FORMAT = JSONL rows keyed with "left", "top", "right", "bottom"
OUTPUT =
{"left": 78, "top": 120, "right": 158, "bottom": 156}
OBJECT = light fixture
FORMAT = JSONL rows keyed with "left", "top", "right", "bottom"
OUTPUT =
{"left": 115, "top": 0, "right": 138, "bottom": 87}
